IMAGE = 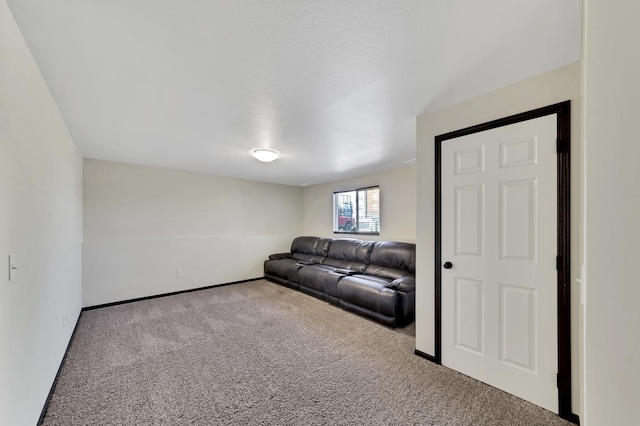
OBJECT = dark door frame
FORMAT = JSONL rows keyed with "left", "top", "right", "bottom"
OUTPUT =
{"left": 432, "top": 101, "right": 576, "bottom": 423}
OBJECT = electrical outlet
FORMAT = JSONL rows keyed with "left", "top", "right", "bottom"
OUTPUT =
{"left": 177, "top": 269, "right": 183, "bottom": 278}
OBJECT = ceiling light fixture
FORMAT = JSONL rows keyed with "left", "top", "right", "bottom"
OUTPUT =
{"left": 250, "top": 148, "right": 280, "bottom": 163}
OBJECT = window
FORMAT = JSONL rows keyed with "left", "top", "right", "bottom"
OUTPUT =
{"left": 333, "top": 186, "right": 380, "bottom": 234}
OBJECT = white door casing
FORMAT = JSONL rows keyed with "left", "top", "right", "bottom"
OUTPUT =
{"left": 440, "top": 114, "right": 559, "bottom": 413}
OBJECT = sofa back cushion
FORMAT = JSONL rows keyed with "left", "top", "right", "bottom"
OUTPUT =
{"left": 291, "top": 236, "right": 331, "bottom": 263}
{"left": 323, "top": 239, "right": 374, "bottom": 272}
{"left": 365, "top": 241, "right": 416, "bottom": 280}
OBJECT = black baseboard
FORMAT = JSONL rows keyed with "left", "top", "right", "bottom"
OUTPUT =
{"left": 37, "top": 311, "right": 83, "bottom": 425}
{"left": 414, "top": 349, "right": 438, "bottom": 363}
{"left": 565, "top": 412, "right": 580, "bottom": 425}
{"left": 82, "top": 277, "right": 263, "bottom": 311}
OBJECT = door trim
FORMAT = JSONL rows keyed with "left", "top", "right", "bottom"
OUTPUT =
{"left": 434, "top": 101, "right": 576, "bottom": 422}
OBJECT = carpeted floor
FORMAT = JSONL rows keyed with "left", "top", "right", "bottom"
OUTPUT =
{"left": 43, "top": 280, "right": 573, "bottom": 425}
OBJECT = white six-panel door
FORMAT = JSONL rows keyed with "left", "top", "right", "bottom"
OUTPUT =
{"left": 441, "top": 114, "right": 558, "bottom": 413}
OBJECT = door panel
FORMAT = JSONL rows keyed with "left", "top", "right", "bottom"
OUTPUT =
{"left": 441, "top": 114, "right": 558, "bottom": 413}
{"left": 454, "top": 277, "right": 484, "bottom": 355}
{"left": 455, "top": 185, "right": 484, "bottom": 257}
{"left": 500, "top": 179, "right": 536, "bottom": 260}
{"left": 499, "top": 283, "right": 536, "bottom": 372}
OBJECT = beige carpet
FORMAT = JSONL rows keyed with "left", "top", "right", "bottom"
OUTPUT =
{"left": 42, "top": 280, "right": 573, "bottom": 425}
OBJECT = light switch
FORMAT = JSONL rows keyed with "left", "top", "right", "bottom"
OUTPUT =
{"left": 8, "top": 255, "right": 17, "bottom": 281}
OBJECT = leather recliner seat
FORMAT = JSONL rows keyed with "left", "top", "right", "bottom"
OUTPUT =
{"left": 337, "top": 241, "right": 415, "bottom": 327}
{"left": 263, "top": 236, "right": 330, "bottom": 289}
{"left": 264, "top": 236, "right": 415, "bottom": 327}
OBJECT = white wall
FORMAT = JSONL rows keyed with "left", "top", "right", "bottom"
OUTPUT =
{"left": 583, "top": 1, "right": 640, "bottom": 424}
{"left": 303, "top": 165, "right": 416, "bottom": 243}
{"left": 415, "top": 62, "right": 582, "bottom": 415}
{"left": 0, "top": 1, "right": 83, "bottom": 424}
{"left": 84, "top": 159, "right": 415, "bottom": 305}
{"left": 83, "top": 159, "right": 303, "bottom": 306}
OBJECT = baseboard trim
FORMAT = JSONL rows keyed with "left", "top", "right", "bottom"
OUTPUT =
{"left": 82, "top": 277, "right": 264, "bottom": 311}
{"left": 564, "top": 412, "right": 580, "bottom": 425}
{"left": 414, "top": 349, "right": 438, "bottom": 364}
{"left": 37, "top": 311, "right": 84, "bottom": 426}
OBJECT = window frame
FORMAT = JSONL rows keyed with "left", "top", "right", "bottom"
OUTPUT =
{"left": 332, "top": 185, "right": 380, "bottom": 235}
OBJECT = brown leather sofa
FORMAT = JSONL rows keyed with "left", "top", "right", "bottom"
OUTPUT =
{"left": 264, "top": 236, "right": 415, "bottom": 327}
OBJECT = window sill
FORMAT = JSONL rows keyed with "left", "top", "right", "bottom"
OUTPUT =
{"left": 333, "top": 231, "right": 380, "bottom": 236}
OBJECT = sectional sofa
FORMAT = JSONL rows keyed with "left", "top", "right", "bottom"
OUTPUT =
{"left": 264, "top": 236, "right": 415, "bottom": 327}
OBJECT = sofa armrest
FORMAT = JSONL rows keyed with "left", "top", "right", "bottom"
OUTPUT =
{"left": 387, "top": 276, "right": 415, "bottom": 292}
{"left": 269, "top": 252, "right": 292, "bottom": 260}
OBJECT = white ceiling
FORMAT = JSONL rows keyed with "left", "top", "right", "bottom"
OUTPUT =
{"left": 7, "top": 0, "right": 582, "bottom": 186}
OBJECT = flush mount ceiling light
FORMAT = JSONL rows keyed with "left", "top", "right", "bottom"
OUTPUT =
{"left": 250, "top": 148, "right": 280, "bottom": 163}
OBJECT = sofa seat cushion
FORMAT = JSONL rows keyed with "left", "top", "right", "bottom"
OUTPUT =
{"left": 337, "top": 275, "right": 398, "bottom": 318}
{"left": 297, "top": 265, "right": 350, "bottom": 297}
{"left": 264, "top": 258, "right": 305, "bottom": 282}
